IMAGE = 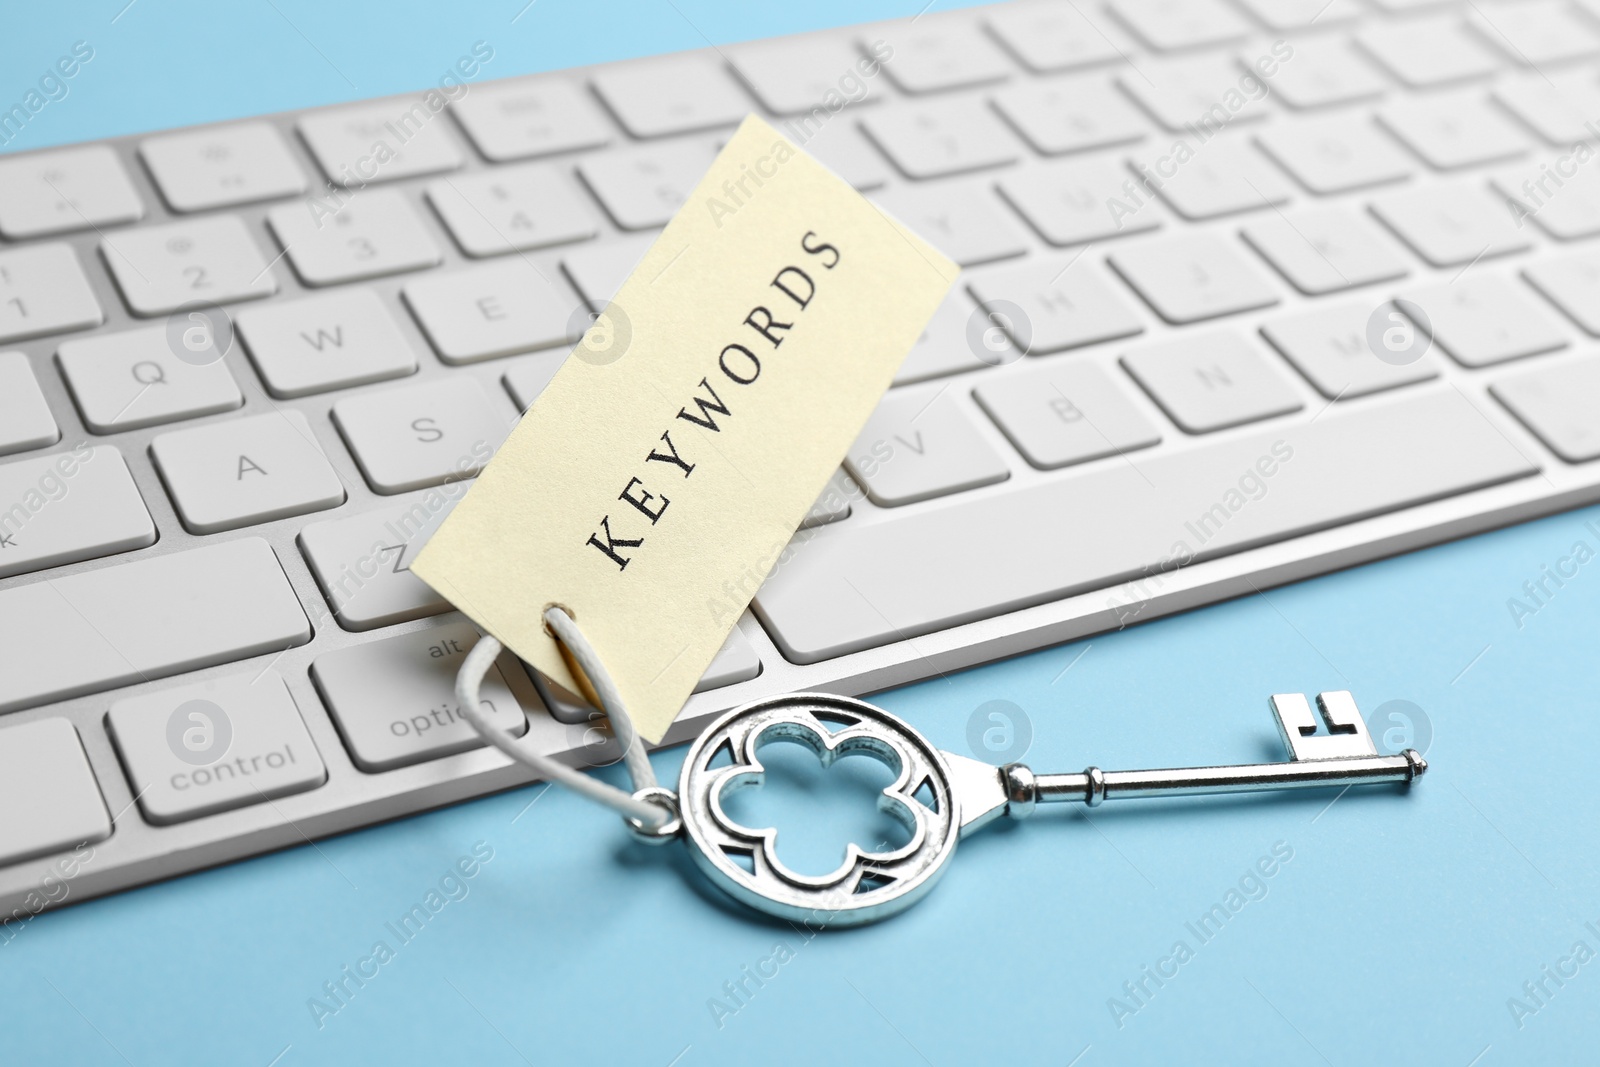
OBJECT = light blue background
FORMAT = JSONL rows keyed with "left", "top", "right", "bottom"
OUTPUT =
{"left": 5, "top": 3, "right": 1600, "bottom": 1064}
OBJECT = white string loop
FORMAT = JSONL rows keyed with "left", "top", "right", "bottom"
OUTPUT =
{"left": 454, "top": 607, "right": 670, "bottom": 829}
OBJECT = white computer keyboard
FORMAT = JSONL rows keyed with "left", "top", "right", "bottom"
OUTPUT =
{"left": 3, "top": 0, "right": 1599, "bottom": 916}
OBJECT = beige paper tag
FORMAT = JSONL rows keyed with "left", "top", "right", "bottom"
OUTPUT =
{"left": 411, "top": 114, "right": 957, "bottom": 742}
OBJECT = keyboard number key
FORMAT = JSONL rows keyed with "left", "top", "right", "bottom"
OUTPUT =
{"left": 0, "top": 244, "right": 104, "bottom": 343}
{"left": 268, "top": 188, "right": 441, "bottom": 286}
{"left": 103, "top": 216, "right": 278, "bottom": 316}
{"left": 426, "top": 165, "right": 598, "bottom": 257}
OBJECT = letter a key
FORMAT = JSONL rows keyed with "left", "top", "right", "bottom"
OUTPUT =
{"left": 647, "top": 690, "right": 1425, "bottom": 926}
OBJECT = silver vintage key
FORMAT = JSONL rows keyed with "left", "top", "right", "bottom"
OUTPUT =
{"left": 648, "top": 690, "right": 1425, "bottom": 926}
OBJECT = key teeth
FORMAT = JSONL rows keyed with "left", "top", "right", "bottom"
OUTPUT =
{"left": 1270, "top": 691, "right": 1379, "bottom": 761}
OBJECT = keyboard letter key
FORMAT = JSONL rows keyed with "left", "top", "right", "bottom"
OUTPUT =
{"left": 151, "top": 411, "right": 346, "bottom": 534}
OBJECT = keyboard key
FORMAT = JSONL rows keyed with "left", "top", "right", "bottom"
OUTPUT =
{"left": 1265, "top": 37, "right": 1388, "bottom": 110}
{"left": 299, "top": 495, "right": 461, "bottom": 629}
{"left": 103, "top": 216, "right": 278, "bottom": 316}
{"left": 0, "top": 244, "right": 104, "bottom": 343}
{"left": 755, "top": 389, "right": 1537, "bottom": 662}
{"left": 999, "top": 156, "right": 1161, "bottom": 246}
{"left": 299, "top": 101, "right": 463, "bottom": 185}
{"left": 1356, "top": 17, "right": 1501, "bottom": 89}
{"left": 871, "top": 181, "right": 1028, "bottom": 267}
{"left": 860, "top": 98, "right": 1019, "bottom": 179}
{"left": 1255, "top": 113, "right": 1413, "bottom": 195}
{"left": 966, "top": 256, "right": 1145, "bottom": 353}
{"left": 1492, "top": 356, "right": 1600, "bottom": 462}
{"left": 140, "top": 122, "right": 307, "bottom": 212}
{"left": 449, "top": 78, "right": 610, "bottom": 161}
{"left": 0, "top": 720, "right": 110, "bottom": 865}
{"left": 845, "top": 389, "right": 1009, "bottom": 506}
{"left": 561, "top": 235, "right": 654, "bottom": 310}
{"left": 1492, "top": 159, "right": 1600, "bottom": 240}
{"left": 1261, "top": 303, "right": 1440, "bottom": 399}
{"left": 992, "top": 76, "right": 1148, "bottom": 156}
{"left": 0, "top": 145, "right": 143, "bottom": 239}
{"left": 1230, "top": 0, "right": 1359, "bottom": 30}
{"left": 58, "top": 324, "right": 244, "bottom": 434}
{"left": 236, "top": 288, "right": 418, "bottom": 398}
{"left": 892, "top": 289, "right": 993, "bottom": 384}
{"left": 426, "top": 164, "right": 598, "bottom": 257}
{"left": 1242, "top": 207, "right": 1409, "bottom": 295}
{"left": 0, "top": 538, "right": 310, "bottom": 713}
{"left": 1378, "top": 92, "right": 1529, "bottom": 171}
{"left": 591, "top": 56, "right": 750, "bottom": 138}
{"left": 1399, "top": 275, "right": 1568, "bottom": 367}
{"left": 1109, "top": 233, "right": 1279, "bottom": 323}
{"left": 975, "top": 361, "right": 1160, "bottom": 469}
{"left": 311, "top": 621, "right": 528, "bottom": 772}
{"left": 1467, "top": 0, "right": 1600, "bottom": 66}
{"left": 1134, "top": 136, "right": 1291, "bottom": 220}
{"left": 0, "top": 446, "right": 155, "bottom": 579}
{"left": 1108, "top": 0, "right": 1250, "bottom": 51}
{"left": 729, "top": 36, "right": 886, "bottom": 114}
{"left": 1369, "top": 184, "right": 1530, "bottom": 267}
{"left": 874, "top": 19, "right": 1014, "bottom": 93}
{"left": 151, "top": 411, "right": 345, "bottom": 534}
{"left": 503, "top": 351, "right": 566, "bottom": 409}
{"left": 107, "top": 671, "right": 326, "bottom": 825}
{"left": 985, "top": 1, "right": 1126, "bottom": 72}
{"left": 1492, "top": 72, "right": 1600, "bottom": 145}
{"left": 577, "top": 140, "right": 718, "bottom": 231}
{"left": 403, "top": 259, "right": 581, "bottom": 364}
{"left": 1119, "top": 55, "right": 1269, "bottom": 133}
{"left": 1524, "top": 252, "right": 1600, "bottom": 334}
{"left": 332, "top": 377, "right": 510, "bottom": 494}
{"left": 1122, "top": 331, "right": 1303, "bottom": 433}
{"left": 268, "top": 188, "right": 441, "bottom": 286}
{"left": 793, "top": 118, "right": 892, "bottom": 191}
{"left": 0, "top": 352, "right": 59, "bottom": 455}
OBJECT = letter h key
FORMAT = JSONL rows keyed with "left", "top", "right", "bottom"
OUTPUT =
{"left": 995, "top": 690, "right": 1425, "bottom": 817}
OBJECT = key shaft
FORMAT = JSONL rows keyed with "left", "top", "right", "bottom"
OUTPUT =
{"left": 1003, "top": 751, "right": 1425, "bottom": 817}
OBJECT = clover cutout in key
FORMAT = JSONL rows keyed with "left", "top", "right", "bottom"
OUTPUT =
{"left": 719, "top": 723, "right": 918, "bottom": 881}
{"left": 677, "top": 694, "right": 964, "bottom": 924}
